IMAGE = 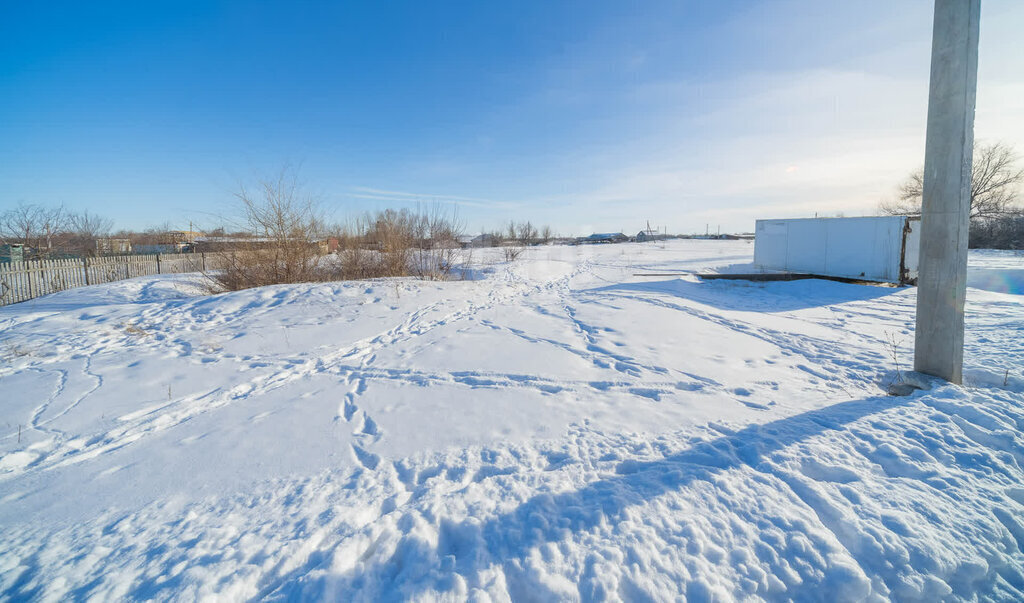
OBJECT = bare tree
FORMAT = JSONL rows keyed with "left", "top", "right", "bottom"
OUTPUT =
{"left": 881, "top": 141, "right": 1023, "bottom": 219}
{"left": 38, "top": 205, "right": 69, "bottom": 254}
{"left": 211, "top": 168, "right": 329, "bottom": 291}
{"left": 0, "top": 202, "right": 71, "bottom": 257}
{"left": 70, "top": 210, "right": 114, "bottom": 239}
{"left": 0, "top": 203, "right": 42, "bottom": 246}
{"left": 516, "top": 221, "right": 538, "bottom": 245}
{"left": 68, "top": 210, "right": 115, "bottom": 256}
{"left": 505, "top": 220, "right": 517, "bottom": 243}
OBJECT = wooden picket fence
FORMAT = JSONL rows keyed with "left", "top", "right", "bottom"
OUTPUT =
{"left": 0, "top": 253, "right": 210, "bottom": 306}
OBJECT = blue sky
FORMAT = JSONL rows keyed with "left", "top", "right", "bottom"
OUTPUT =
{"left": 2, "top": 1, "right": 1022, "bottom": 235}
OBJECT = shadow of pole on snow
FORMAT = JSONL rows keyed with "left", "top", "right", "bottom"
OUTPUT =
{"left": 265, "top": 394, "right": 914, "bottom": 599}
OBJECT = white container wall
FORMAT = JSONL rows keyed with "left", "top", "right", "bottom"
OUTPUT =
{"left": 754, "top": 216, "right": 919, "bottom": 284}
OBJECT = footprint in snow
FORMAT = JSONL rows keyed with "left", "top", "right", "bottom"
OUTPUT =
{"left": 361, "top": 415, "right": 380, "bottom": 436}
{"left": 1006, "top": 488, "right": 1024, "bottom": 506}
{"left": 339, "top": 393, "right": 358, "bottom": 422}
{"left": 352, "top": 412, "right": 380, "bottom": 439}
{"left": 350, "top": 444, "right": 380, "bottom": 470}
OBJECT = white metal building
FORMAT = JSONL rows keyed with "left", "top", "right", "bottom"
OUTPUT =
{"left": 754, "top": 216, "right": 920, "bottom": 285}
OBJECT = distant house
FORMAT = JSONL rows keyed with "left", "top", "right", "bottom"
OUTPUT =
{"left": 582, "top": 232, "right": 628, "bottom": 244}
{"left": 317, "top": 237, "right": 340, "bottom": 254}
{"left": 166, "top": 230, "right": 204, "bottom": 243}
{"left": 459, "top": 234, "right": 496, "bottom": 248}
{"left": 96, "top": 238, "right": 132, "bottom": 255}
{"left": 636, "top": 230, "right": 665, "bottom": 243}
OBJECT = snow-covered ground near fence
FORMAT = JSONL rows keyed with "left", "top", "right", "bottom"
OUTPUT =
{"left": 1, "top": 240, "right": 1023, "bottom": 601}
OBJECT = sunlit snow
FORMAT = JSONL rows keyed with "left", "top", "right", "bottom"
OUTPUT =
{"left": 2, "top": 240, "right": 1023, "bottom": 600}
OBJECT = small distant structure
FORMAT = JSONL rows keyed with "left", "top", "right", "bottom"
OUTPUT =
{"left": 167, "top": 230, "right": 204, "bottom": 244}
{"left": 636, "top": 221, "right": 657, "bottom": 243}
{"left": 0, "top": 243, "right": 25, "bottom": 263}
{"left": 581, "top": 232, "right": 628, "bottom": 244}
{"left": 96, "top": 238, "right": 132, "bottom": 256}
{"left": 459, "top": 234, "right": 496, "bottom": 248}
{"left": 133, "top": 229, "right": 205, "bottom": 254}
{"left": 318, "top": 237, "right": 340, "bottom": 254}
{"left": 636, "top": 221, "right": 673, "bottom": 243}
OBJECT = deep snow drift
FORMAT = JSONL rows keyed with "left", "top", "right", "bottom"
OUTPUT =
{"left": 1, "top": 240, "right": 1023, "bottom": 601}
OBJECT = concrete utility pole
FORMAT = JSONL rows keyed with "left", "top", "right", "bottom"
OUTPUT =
{"left": 914, "top": 0, "right": 980, "bottom": 384}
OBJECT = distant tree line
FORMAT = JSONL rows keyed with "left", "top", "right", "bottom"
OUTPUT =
{"left": 0, "top": 203, "right": 116, "bottom": 258}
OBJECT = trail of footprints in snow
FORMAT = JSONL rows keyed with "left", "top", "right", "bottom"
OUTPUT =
{"left": 325, "top": 267, "right": 598, "bottom": 472}
{"left": 332, "top": 263, "right": 591, "bottom": 473}
{"left": 11, "top": 260, "right": 692, "bottom": 478}
{"left": 4, "top": 274, "right": 570, "bottom": 477}
{"left": 337, "top": 374, "right": 383, "bottom": 470}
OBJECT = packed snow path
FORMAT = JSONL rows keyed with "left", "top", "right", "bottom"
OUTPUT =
{"left": 1, "top": 241, "right": 1023, "bottom": 601}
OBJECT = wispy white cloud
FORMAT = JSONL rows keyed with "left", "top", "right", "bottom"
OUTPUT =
{"left": 345, "top": 1, "right": 1024, "bottom": 236}
{"left": 347, "top": 186, "right": 523, "bottom": 211}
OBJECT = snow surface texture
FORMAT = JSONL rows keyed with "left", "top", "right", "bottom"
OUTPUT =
{"left": 1, "top": 240, "right": 1023, "bottom": 601}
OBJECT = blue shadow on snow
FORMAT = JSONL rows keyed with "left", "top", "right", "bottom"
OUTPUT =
{"left": 265, "top": 394, "right": 917, "bottom": 600}
{"left": 584, "top": 277, "right": 901, "bottom": 312}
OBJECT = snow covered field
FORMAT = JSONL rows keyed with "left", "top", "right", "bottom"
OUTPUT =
{"left": 1, "top": 240, "right": 1023, "bottom": 601}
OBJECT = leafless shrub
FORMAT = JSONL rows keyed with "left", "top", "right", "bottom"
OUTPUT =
{"left": 411, "top": 205, "right": 465, "bottom": 280}
{"left": 331, "top": 205, "right": 467, "bottom": 281}
{"left": 885, "top": 331, "right": 904, "bottom": 386}
{"left": 208, "top": 169, "right": 333, "bottom": 292}
{"left": 119, "top": 322, "right": 150, "bottom": 337}
{"left": 207, "top": 169, "right": 480, "bottom": 289}
{"left": 2, "top": 343, "right": 34, "bottom": 360}
{"left": 496, "top": 219, "right": 542, "bottom": 262}
{"left": 503, "top": 246, "right": 523, "bottom": 262}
